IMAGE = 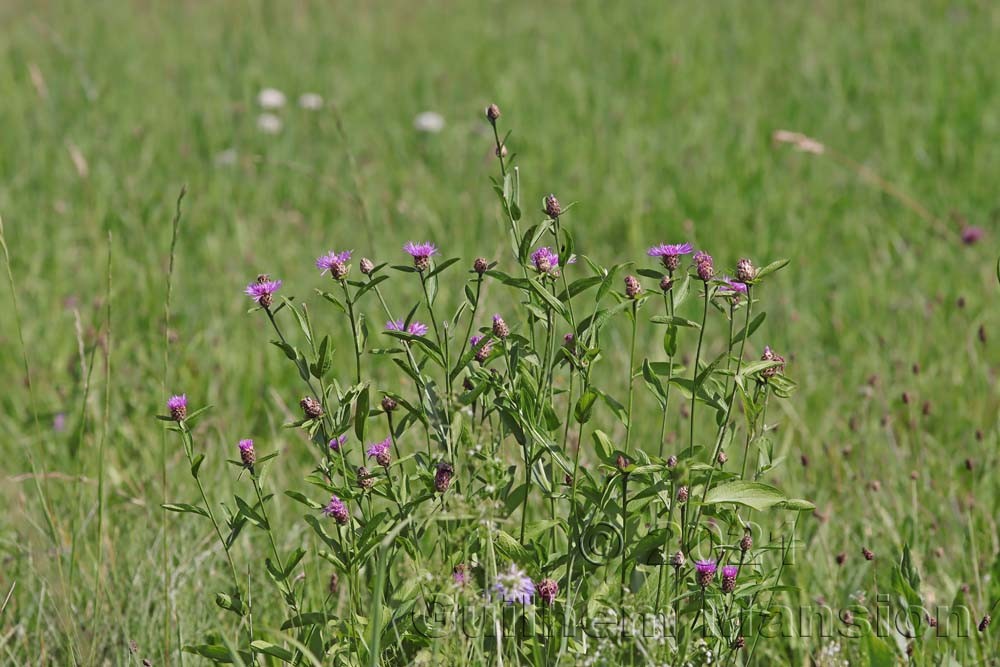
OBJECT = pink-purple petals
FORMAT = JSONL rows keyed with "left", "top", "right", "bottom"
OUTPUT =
{"left": 386, "top": 320, "right": 429, "bottom": 336}
{"left": 647, "top": 242, "right": 693, "bottom": 258}
{"left": 245, "top": 279, "right": 282, "bottom": 303}
{"left": 367, "top": 437, "right": 392, "bottom": 467}
{"left": 316, "top": 250, "right": 352, "bottom": 273}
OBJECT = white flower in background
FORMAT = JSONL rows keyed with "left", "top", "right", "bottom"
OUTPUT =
{"left": 413, "top": 111, "right": 445, "bottom": 133}
{"left": 214, "top": 148, "right": 238, "bottom": 166}
{"left": 257, "top": 88, "right": 286, "bottom": 109}
{"left": 256, "top": 113, "right": 283, "bottom": 134}
{"left": 298, "top": 93, "right": 324, "bottom": 110}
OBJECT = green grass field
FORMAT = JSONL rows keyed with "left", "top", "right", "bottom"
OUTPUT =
{"left": 1, "top": 1, "right": 998, "bottom": 664}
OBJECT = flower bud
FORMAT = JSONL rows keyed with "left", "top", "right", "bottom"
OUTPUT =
{"left": 735, "top": 258, "right": 756, "bottom": 283}
{"left": 238, "top": 439, "right": 256, "bottom": 469}
{"left": 659, "top": 275, "right": 673, "bottom": 292}
{"left": 435, "top": 462, "right": 454, "bottom": 493}
{"left": 357, "top": 466, "right": 375, "bottom": 492}
{"left": 676, "top": 485, "right": 689, "bottom": 503}
{"left": 360, "top": 257, "right": 375, "bottom": 275}
{"left": 300, "top": 396, "right": 324, "bottom": 419}
{"left": 624, "top": 275, "right": 641, "bottom": 299}
{"left": 381, "top": 395, "right": 397, "bottom": 413}
{"left": 473, "top": 257, "right": 489, "bottom": 275}
{"left": 536, "top": 578, "right": 558, "bottom": 606}
{"left": 486, "top": 104, "right": 501, "bottom": 123}
{"left": 544, "top": 194, "right": 562, "bottom": 219}
{"left": 492, "top": 314, "right": 510, "bottom": 339}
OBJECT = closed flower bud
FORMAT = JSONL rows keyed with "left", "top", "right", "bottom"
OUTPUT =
{"left": 667, "top": 455, "right": 678, "bottom": 469}
{"left": 434, "top": 462, "right": 454, "bottom": 493}
{"left": 659, "top": 275, "right": 673, "bottom": 292}
{"left": 735, "top": 258, "right": 756, "bottom": 283}
{"left": 836, "top": 552, "right": 847, "bottom": 566}
{"left": 381, "top": 395, "right": 397, "bottom": 413}
{"left": 496, "top": 144, "right": 508, "bottom": 158}
{"left": 486, "top": 104, "right": 501, "bottom": 123}
{"left": 328, "top": 572, "right": 339, "bottom": 595}
{"left": 670, "top": 551, "right": 685, "bottom": 568}
{"left": 536, "top": 578, "right": 558, "bottom": 606}
{"left": 717, "top": 451, "right": 728, "bottom": 465}
{"left": 979, "top": 614, "right": 991, "bottom": 632}
{"left": 731, "top": 636, "right": 745, "bottom": 650}
{"left": 360, "top": 257, "right": 375, "bottom": 275}
{"left": 616, "top": 454, "right": 629, "bottom": 472}
{"left": 300, "top": 396, "right": 324, "bottom": 419}
{"left": 357, "top": 466, "right": 375, "bottom": 492}
{"left": 473, "top": 257, "right": 489, "bottom": 275}
{"left": 740, "top": 532, "right": 753, "bottom": 552}
{"left": 693, "top": 251, "right": 714, "bottom": 282}
{"left": 862, "top": 547, "right": 874, "bottom": 561}
{"left": 544, "top": 194, "right": 562, "bottom": 219}
{"left": 676, "top": 485, "right": 689, "bottom": 503}
{"left": 492, "top": 314, "right": 510, "bottom": 339}
{"left": 624, "top": 275, "right": 641, "bottom": 299}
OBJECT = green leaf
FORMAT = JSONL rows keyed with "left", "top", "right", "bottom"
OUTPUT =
{"left": 754, "top": 258, "right": 790, "bottom": 281}
{"left": 250, "top": 640, "right": 295, "bottom": 662}
{"left": 864, "top": 633, "right": 896, "bottom": 667}
{"left": 280, "top": 611, "right": 336, "bottom": 630}
{"left": 182, "top": 644, "right": 235, "bottom": 661}
{"left": 234, "top": 495, "right": 268, "bottom": 530}
{"left": 574, "top": 389, "right": 598, "bottom": 424}
{"left": 528, "top": 278, "right": 566, "bottom": 317}
{"left": 354, "top": 384, "right": 370, "bottom": 441}
{"left": 649, "top": 315, "right": 701, "bottom": 329}
{"left": 190, "top": 454, "right": 205, "bottom": 478}
{"left": 161, "top": 503, "right": 208, "bottom": 518}
{"left": 703, "top": 481, "right": 787, "bottom": 511}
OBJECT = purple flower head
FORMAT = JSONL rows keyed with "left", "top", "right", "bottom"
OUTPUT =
{"left": 493, "top": 564, "right": 535, "bottom": 605}
{"left": 367, "top": 437, "right": 392, "bottom": 467}
{"left": 245, "top": 278, "right": 282, "bottom": 307}
{"left": 961, "top": 226, "right": 984, "bottom": 245}
{"left": 238, "top": 439, "right": 256, "bottom": 468}
{"left": 719, "top": 277, "right": 748, "bottom": 296}
{"left": 492, "top": 314, "right": 510, "bottom": 339}
{"left": 721, "top": 565, "right": 738, "bottom": 593}
{"left": 722, "top": 565, "right": 738, "bottom": 578}
{"left": 386, "top": 320, "right": 428, "bottom": 336}
{"left": 329, "top": 434, "right": 348, "bottom": 452}
{"left": 470, "top": 334, "right": 493, "bottom": 362}
{"left": 695, "top": 559, "right": 717, "bottom": 587}
{"left": 530, "top": 246, "right": 560, "bottom": 273}
{"left": 470, "top": 334, "right": 484, "bottom": 347}
{"left": 167, "top": 394, "right": 188, "bottom": 421}
{"left": 323, "top": 495, "right": 349, "bottom": 524}
{"left": 647, "top": 242, "right": 693, "bottom": 258}
{"left": 693, "top": 251, "right": 714, "bottom": 282}
{"left": 536, "top": 578, "right": 559, "bottom": 606}
{"left": 453, "top": 563, "right": 469, "bottom": 586}
{"left": 404, "top": 241, "right": 437, "bottom": 271}
{"left": 316, "top": 250, "right": 352, "bottom": 279}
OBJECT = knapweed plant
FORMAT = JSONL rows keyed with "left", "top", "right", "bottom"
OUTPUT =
{"left": 159, "top": 104, "right": 809, "bottom": 666}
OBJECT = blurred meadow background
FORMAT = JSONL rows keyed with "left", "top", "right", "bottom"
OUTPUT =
{"left": 0, "top": 0, "right": 998, "bottom": 664}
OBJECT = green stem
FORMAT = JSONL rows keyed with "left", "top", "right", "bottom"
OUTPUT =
{"left": 623, "top": 300, "right": 639, "bottom": 455}
{"left": 340, "top": 281, "right": 362, "bottom": 385}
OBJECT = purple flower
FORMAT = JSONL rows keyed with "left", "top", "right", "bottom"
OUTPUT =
{"left": 719, "top": 277, "right": 748, "bottom": 296}
{"left": 493, "top": 564, "right": 535, "bottom": 604}
{"left": 404, "top": 241, "right": 437, "bottom": 271}
{"left": 367, "top": 437, "right": 392, "bottom": 467}
{"left": 53, "top": 413, "right": 66, "bottom": 432}
{"left": 323, "top": 495, "right": 349, "bottom": 524}
{"left": 471, "top": 334, "right": 493, "bottom": 362}
{"left": 721, "top": 565, "right": 738, "bottom": 593}
{"left": 961, "top": 226, "right": 984, "bottom": 245}
{"left": 648, "top": 242, "right": 693, "bottom": 271}
{"left": 386, "top": 320, "right": 428, "bottom": 336}
{"left": 329, "top": 434, "right": 348, "bottom": 452}
{"left": 536, "top": 578, "right": 559, "bottom": 606}
{"left": 453, "top": 563, "right": 469, "bottom": 586}
{"left": 695, "top": 559, "right": 717, "bottom": 587}
{"left": 693, "top": 251, "right": 714, "bottom": 282}
{"left": 316, "top": 250, "right": 352, "bottom": 279}
{"left": 238, "top": 439, "right": 256, "bottom": 468}
{"left": 245, "top": 278, "right": 282, "bottom": 308}
{"left": 530, "top": 247, "right": 577, "bottom": 274}
{"left": 167, "top": 394, "right": 187, "bottom": 421}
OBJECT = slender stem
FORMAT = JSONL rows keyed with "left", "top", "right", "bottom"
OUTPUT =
{"left": 687, "top": 285, "right": 710, "bottom": 455}
{"left": 340, "top": 281, "right": 362, "bottom": 385}
{"left": 623, "top": 300, "right": 639, "bottom": 455}
{"left": 657, "top": 288, "right": 676, "bottom": 458}
{"left": 619, "top": 472, "right": 629, "bottom": 639}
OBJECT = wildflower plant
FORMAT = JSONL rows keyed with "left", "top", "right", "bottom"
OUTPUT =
{"left": 159, "top": 104, "right": 810, "bottom": 665}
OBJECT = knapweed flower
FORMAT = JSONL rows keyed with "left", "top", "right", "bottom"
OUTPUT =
{"left": 367, "top": 437, "right": 392, "bottom": 468}
{"left": 359, "top": 257, "right": 375, "bottom": 275}
{"left": 492, "top": 314, "right": 510, "bottom": 339}
{"left": 719, "top": 277, "right": 748, "bottom": 298}
{"left": 961, "top": 226, "right": 984, "bottom": 245}
{"left": 544, "top": 194, "right": 562, "bottom": 219}
{"left": 403, "top": 241, "right": 437, "bottom": 271}
{"left": 740, "top": 532, "right": 753, "bottom": 552}
{"left": 434, "top": 462, "right": 454, "bottom": 493}
{"left": 659, "top": 275, "right": 673, "bottom": 292}
{"left": 167, "top": 394, "right": 187, "bottom": 421}
{"left": 493, "top": 564, "right": 535, "bottom": 604}
{"left": 300, "top": 396, "right": 324, "bottom": 419}
{"left": 530, "top": 246, "right": 575, "bottom": 274}
{"left": 245, "top": 275, "right": 282, "bottom": 308}
{"left": 562, "top": 333, "right": 576, "bottom": 352}
{"left": 647, "top": 243, "right": 693, "bottom": 272}
{"left": 238, "top": 439, "right": 256, "bottom": 469}
{"left": 380, "top": 395, "right": 397, "bottom": 412}
{"left": 695, "top": 559, "right": 717, "bottom": 587}
{"left": 721, "top": 565, "right": 738, "bottom": 593}
{"left": 693, "top": 251, "right": 714, "bottom": 282}
{"left": 328, "top": 434, "right": 348, "bottom": 452}
{"left": 356, "top": 466, "right": 375, "bottom": 492}
{"left": 670, "top": 551, "right": 686, "bottom": 569}
{"left": 470, "top": 335, "right": 493, "bottom": 363}
{"left": 536, "top": 578, "right": 558, "bottom": 606}
{"left": 473, "top": 257, "right": 489, "bottom": 275}
{"left": 676, "top": 485, "right": 689, "bottom": 503}
{"left": 323, "top": 495, "right": 349, "bottom": 524}
{"left": 624, "top": 275, "right": 641, "bottom": 299}
{"left": 386, "top": 320, "right": 428, "bottom": 336}
{"left": 316, "top": 250, "right": 352, "bottom": 280}
{"left": 453, "top": 563, "right": 469, "bottom": 586}
{"left": 485, "top": 104, "right": 501, "bottom": 123}
{"left": 735, "top": 258, "right": 756, "bottom": 283}
{"left": 761, "top": 346, "right": 785, "bottom": 379}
